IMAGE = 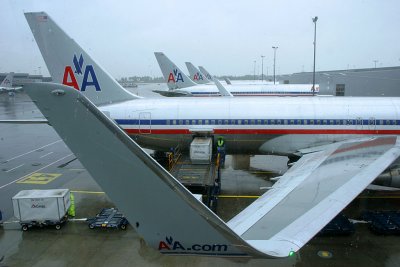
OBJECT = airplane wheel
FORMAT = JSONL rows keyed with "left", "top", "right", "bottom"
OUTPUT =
{"left": 55, "top": 224, "right": 61, "bottom": 230}
{"left": 22, "top": 225, "right": 28, "bottom": 231}
{"left": 120, "top": 224, "right": 127, "bottom": 230}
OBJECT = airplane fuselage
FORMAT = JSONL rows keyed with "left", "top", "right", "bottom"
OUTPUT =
{"left": 100, "top": 96, "right": 400, "bottom": 155}
{"left": 168, "top": 83, "right": 319, "bottom": 97}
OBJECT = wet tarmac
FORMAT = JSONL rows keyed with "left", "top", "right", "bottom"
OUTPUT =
{"left": 1, "top": 87, "right": 400, "bottom": 267}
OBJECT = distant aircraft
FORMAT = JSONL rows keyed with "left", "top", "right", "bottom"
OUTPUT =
{"left": 0, "top": 73, "right": 23, "bottom": 95}
{"left": 155, "top": 52, "right": 319, "bottom": 97}
{"left": 185, "top": 62, "right": 211, "bottom": 84}
{"left": 24, "top": 10, "right": 400, "bottom": 258}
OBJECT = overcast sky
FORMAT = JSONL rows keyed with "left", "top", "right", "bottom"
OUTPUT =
{"left": 1, "top": 0, "right": 399, "bottom": 78}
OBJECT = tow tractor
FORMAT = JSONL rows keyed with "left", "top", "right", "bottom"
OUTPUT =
{"left": 87, "top": 208, "right": 129, "bottom": 230}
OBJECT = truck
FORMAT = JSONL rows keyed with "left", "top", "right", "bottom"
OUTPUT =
{"left": 12, "top": 189, "right": 71, "bottom": 231}
{"left": 190, "top": 137, "right": 212, "bottom": 164}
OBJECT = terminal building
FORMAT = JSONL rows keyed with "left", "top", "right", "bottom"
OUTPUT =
{"left": 2, "top": 66, "right": 400, "bottom": 97}
{"left": 276, "top": 66, "right": 400, "bottom": 96}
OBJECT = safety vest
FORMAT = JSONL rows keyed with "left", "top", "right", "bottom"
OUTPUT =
{"left": 217, "top": 139, "right": 224, "bottom": 147}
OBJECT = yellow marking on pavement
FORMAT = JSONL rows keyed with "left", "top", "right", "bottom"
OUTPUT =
{"left": 219, "top": 195, "right": 260, "bottom": 199}
{"left": 17, "top": 172, "right": 61, "bottom": 184}
{"left": 66, "top": 191, "right": 400, "bottom": 200}
{"left": 70, "top": 190, "right": 105, "bottom": 194}
{"left": 358, "top": 196, "right": 400, "bottom": 199}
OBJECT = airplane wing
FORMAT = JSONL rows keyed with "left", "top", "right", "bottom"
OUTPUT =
{"left": 228, "top": 136, "right": 400, "bottom": 255}
{"left": 24, "top": 82, "right": 400, "bottom": 258}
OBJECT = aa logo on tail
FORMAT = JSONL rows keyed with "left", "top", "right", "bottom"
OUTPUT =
{"left": 193, "top": 72, "right": 204, "bottom": 81}
{"left": 63, "top": 54, "right": 101, "bottom": 91}
{"left": 167, "top": 69, "right": 184, "bottom": 83}
{"left": 3, "top": 79, "right": 11, "bottom": 86}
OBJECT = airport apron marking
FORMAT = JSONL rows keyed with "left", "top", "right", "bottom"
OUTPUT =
{"left": 17, "top": 172, "right": 61, "bottom": 184}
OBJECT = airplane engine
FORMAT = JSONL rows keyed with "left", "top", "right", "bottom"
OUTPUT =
{"left": 373, "top": 168, "right": 400, "bottom": 188}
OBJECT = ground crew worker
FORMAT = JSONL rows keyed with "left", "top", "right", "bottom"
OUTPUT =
{"left": 68, "top": 192, "right": 76, "bottom": 217}
{"left": 216, "top": 136, "right": 226, "bottom": 167}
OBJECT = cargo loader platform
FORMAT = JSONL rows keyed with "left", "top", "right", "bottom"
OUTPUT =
{"left": 169, "top": 154, "right": 221, "bottom": 211}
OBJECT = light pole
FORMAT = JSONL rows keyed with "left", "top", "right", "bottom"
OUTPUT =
{"left": 261, "top": 55, "right": 265, "bottom": 81}
{"left": 272, "top": 46, "right": 278, "bottom": 84}
{"left": 373, "top": 60, "right": 378, "bottom": 68}
{"left": 253, "top": 60, "right": 256, "bottom": 81}
{"left": 312, "top": 16, "right": 318, "bottom": 96}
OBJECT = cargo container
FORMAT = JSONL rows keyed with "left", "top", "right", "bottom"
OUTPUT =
{"left": 12, "top": 189, "right": 71, "bottom": 231}
{"left": 190, "top": 137, "right": 212, "bottom": 164}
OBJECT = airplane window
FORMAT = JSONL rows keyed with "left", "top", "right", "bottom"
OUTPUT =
{"left": 172, "top": 120, "right": 177, "bottom": 125}
{"left": 251, "top": 120, "right": 255, "bottom": 125}
{"left": 309, "top": 120, "right": 314, "bottom": 125}
{"left": 218, "top": 120, "right": 222, "bottom": 125}
{"left": 211, "top": 120, "right": 215, "bottom": 125}
{"left": 263, "top": 120, "right": 267, "bottom": 125}
{"left": 166, "top": 120, "right": 170, "bottom": 125}
{"left": 186, "top": 120, "right": 190, "bottom": 125}
{"left": 244, "top": 120, "right": 249, "bottom": 125}
{"left": 224, "top": 120, "right": 229, "bottom": 125}
{"left": 205, "top": 120, "right": 209, "bottom": 125}
{"left": 238, "top": 120, "right": 242, "bottom": 125}
{"left": 198, "top": 120, "right": 202, "bottom": 125}
{"left": 192, "top": 120, "right": 196, "bottom": 125}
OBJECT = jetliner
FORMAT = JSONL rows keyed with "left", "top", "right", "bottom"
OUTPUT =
{"left": 24, "top": 82, "right": 400, "bottom": 257}
{"left": 0, "top": 73, "right": 23, "bottom": 94}
{"left": 24, "top": 11, "right": 400, "bottom": 258}
{"left": 155, "top": 52, "right": 319, "bottom": 97}
{"left": 185, "top": 62, "right": 211, "bottom": 84}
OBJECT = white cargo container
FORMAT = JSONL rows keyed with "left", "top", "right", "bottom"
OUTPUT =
{"left": 190, "top": 137, "right": 212, "bottom": 164}
{"left": 12, "top": 189, "right": 71, "bottom": 223}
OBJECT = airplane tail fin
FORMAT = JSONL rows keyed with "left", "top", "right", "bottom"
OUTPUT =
{"left": 0, "top": 73, "right": 13, "bottom": 88}
{"left": 224, "top": 77, "right": 232, "bottom": 85}
{"left": 198, "top": 66, "right": 213, "bottom": 81}
{"left": 185, "top": 62, "right": 210, "bottom": 84}
{"left": 154, "top": 52, "right": 196, "bottom": 90}
{"left": 24, "top": 12, "right": 139, "bottom": 105}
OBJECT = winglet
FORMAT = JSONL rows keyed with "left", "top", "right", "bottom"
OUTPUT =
{"left": 154, "top": 52, "right": 197, "bottom": 90}
{"left": 24, "top": 82, "right": 268, "bottom": 258}
{"left": 213, "top": 77, "right": 233, "bottom": 97}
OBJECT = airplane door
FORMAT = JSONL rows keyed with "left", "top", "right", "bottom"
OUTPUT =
{"left": 368, "top": 117, "right": 376, "bottom": 130}
{"left": 139, "top": 112, "right": 151, "bottom": 134}
{"left": 356, "top": 117, "right": 363, "bottom": 130}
